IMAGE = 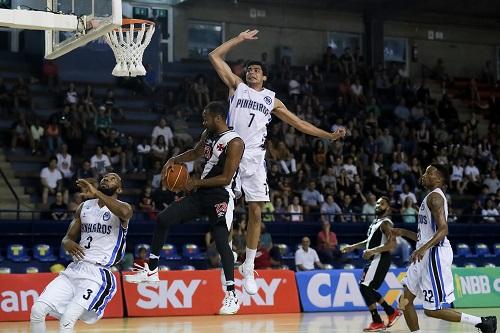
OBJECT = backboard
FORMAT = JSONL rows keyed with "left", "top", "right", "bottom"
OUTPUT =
{"left": 45, "top": 0, "right": 122, "bottom": 59}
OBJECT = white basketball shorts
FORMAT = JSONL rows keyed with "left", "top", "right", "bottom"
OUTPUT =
{"left": 36, "top": 261, "right": 117, "bottom": 324}
{"left": 234, "top": 150, "right": 269, "bottom": 202}
{"left": 403, "top": 246, "right": 455, "bottom": 310}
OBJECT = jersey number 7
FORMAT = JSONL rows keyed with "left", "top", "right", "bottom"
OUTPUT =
{"left": 248, "top": 113, "right": 255, "bottom": 127}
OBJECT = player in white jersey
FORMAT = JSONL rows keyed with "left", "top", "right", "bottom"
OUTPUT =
{"left": 209, "top": 29, "right": 347, "bottom": 294}
{"left": 393, "top": 164, "right": 497, "bottom": 333}
{"left": 342, "top": 197, "right": 401, "bottom": 331}
{"left": 125, "top": 102, "right": 244, "bottom": 315}
{"left": 30, "top": 173, "right": 133, "bottom": 333}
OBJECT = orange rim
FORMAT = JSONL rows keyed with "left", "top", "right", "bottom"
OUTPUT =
{"left": 115, "top": 18, "right": 155, "bottom": 31}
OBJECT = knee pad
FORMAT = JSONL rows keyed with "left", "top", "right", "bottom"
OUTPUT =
{"left": 359, "top": 283, "right": 379, "bottom": 306}
{"left": 30, "top": 301, "right": 52, "bottom": 323}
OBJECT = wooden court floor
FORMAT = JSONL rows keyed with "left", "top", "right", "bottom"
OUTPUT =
{"left": 1, "top": 308, "right": 498, "bottom": 332}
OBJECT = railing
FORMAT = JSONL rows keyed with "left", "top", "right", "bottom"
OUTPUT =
{"left": 0, "top": 167, "right": 20, "bottom": 220}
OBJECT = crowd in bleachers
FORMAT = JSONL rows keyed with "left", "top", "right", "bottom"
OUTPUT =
{"left": 1, "top": 47, "right": 500, "bottom": 273}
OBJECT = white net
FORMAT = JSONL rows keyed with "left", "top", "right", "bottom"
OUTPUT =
{"left": 105, "top": 20, "right": 155, "bottom": 77}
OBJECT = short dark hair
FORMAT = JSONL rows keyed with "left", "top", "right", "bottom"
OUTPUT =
{"left": 49, "top": 156, "right": 57, "bottom": 164}
{"left": 245, "top": 60, "right": 268, "bottom": 76}
{"left": 379, "top": 196, "right": 390, "bottom": 205}
{"left": 205, "top": 101, "right": 228, "bottom": 120}
{"left": 430, "top": 163, "right": 449, "bottom": 183}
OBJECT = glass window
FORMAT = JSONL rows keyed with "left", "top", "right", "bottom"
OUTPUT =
{"left": 327, "top": 32, "right": 362, "bottom": 57}
{"left": 0, "top": 0, "right": 12, "bottom": 7}
{"left": 188, "top": 22, "right": 223, "bottom": 59}
{"left": 384, "top": 37, "right": 407, "bottom": 63}
{"left": 133, "top": 7, "right": 149, "bottom": 20}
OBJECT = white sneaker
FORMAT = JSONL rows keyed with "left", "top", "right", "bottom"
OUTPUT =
{"left": 219, "top": 291, "right": 240, "bottom": 315}
{"left": 238, "top": 264, "right": 258, "bottom": 295}
{"left": 221, "top": 251, "right": 238, "bottom": 287}
{"left": 125, "top": 263, "right": 159, "bottom": 283}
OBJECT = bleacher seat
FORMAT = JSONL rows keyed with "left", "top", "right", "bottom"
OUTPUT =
{"left": 280, "top": 264, "right": 289, "bottom": 270}
{"left": 181, "top": 265, "right": 195, "bottom": 271}
{"left": 464, "top": 263, "right": 477, "bottom": 268}
{"left": 160, "top": 244, "right": 181, "bottom": 260}
{"left": 59, "top": 247, "right": 72, "bottom": 261}
{"left": 494, "top": 243, "right": 500, "bottom": 256}
{"left": 33, "top": 244, "right": 57, "bottom": 262}
{"left": 134, "top": 244, "right": 151, "bottom": 258}
{"left": 276, "top": 243, "right": 294, "bottom": 259}
{"left": 7, "top": 244, "right": 30, "bottom": 262}
{"left": 475, "top": 243, "right": 494, "bottom": 258}
{"left": 182, "top": 244, "right": 204, "bottom": 260}
{"left": 0, "top": 267, "right": 11, "bottom": 274}
{"left": 343, "top": 264, "right": 356, "bottom": 269}
{"left": 159, "top": 265, "right": 170, "bottom": 271}
{"left": 390, "top": 263, "right": 398, "bottom": 269}
{"left": 484, "top": 263, "right": 496, "bottom": 268}
{"left": 26, "top": 267, "right": 39, "bottom": 273}
{"left": 322, "top": 264, "right": 334, "bottom": 269}
{"left": 455, "top": 243, "right": 476, "bottom": 258}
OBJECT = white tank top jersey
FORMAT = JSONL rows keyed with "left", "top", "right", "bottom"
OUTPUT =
{"left": 79, "top": 199, "right": 128, "bottom": 267}
{"left": 201, "top": 130, "right": 241, "bottom": 197}
{"left": 416, "top": 188, "right": 450, "bottom": 249}
{"left": 228, "top": 82, "right": 275, "bottom": 151}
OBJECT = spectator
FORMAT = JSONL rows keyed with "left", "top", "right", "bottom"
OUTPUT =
{"left": 482, "top": 199, "right": 499, "bottom": 223}
{"left": 276, "top": 141, "right": 296, "bottom": 174}
{"left": 391, "top": 154, "right": 410, "bottom": 174}
{"left": 450, "top": 158, "right": 467, "bottom": 195}
{"left": 134, "top": 246, "right": 149, "bottom": 268}
{"left": 192, "top": 75, "right": 210, "bottom": 109}
{"left": 464, "top": 158, "right": 481, "bottom": 193}
{"left": 94, "top": 105, "right": 112, "bottom": 139}
{"left": 343, "top": 156, "right": 358, "bottom": 181}
{"left": 399, "top": 184, "right": 417, "bottom": 206}
{"left": 320, "top": 194, "right": 343, "bottom": 223}
{"left": 483, "top": 170, "right": 500, "bottom": 194}
{"left": 232, "top": 216, "right": 247, "bottom": 260}
{"left": 288, "top": 196, "right": 304, "bottom": 222}
{"left": 67, "top": 192, "right": 83, "bottom": 212}
{"left": 10, "top": 112, "right": 32, "bottom": 152}
{"left": 313, "top": 140, "right": 327, "bottom": 176}
{"left": 49, "top": 192, "right": 69, "bottom": 221}
{"left": 29, "top": 117, "right": 44, "bottom": 154}
{"left": 255, "top": 223, "right": 281, "bottom": 269}
{"left": 40, "top": 156, "right": 64, "bottom": 205}
{"left": 151, "top": 118, "right": 174, "bottom": 148}
{"left": 262, "top": 201, "right": 275, "bottom": 222}
{"left": 401, "top": 197, "right": 417, "bottom": 223}
{"left": 151, "top": 135, "right": 169, "bottom": 164}
{"left": 65, "top": 83, "right": 78, "bottom": 106}
{"left": 136, "top": 136, "right": 151, "bottom": 172}
{"left": 460, "top": 200, "right": 483, "bottom": 223}
{"left": 362, "top": 194, "right": 377, "bottom": 222}
{"left": 295, "top": 237, "right": 323, "bottom": 271}
{"left": 371, "top": 167, "right": 390, "bottom": 197}
{"left": 411, "top": 101, "right": 425, "bottom": 122}
{"left": 173, "top": 109, "right": 193, "bottom": 146}
{"left": 102, "top": 88, "right": 124, "bottom": 118}
{"left": 302, "top": 181, "right": 324, "bottom": 213}
{"left": 56, "top": 144, "right": 73, "bottom": 200}
{"left": 377, "top": 128, "right": 395, "bottom": 157}
{"left": 288, "top": 74, "right": 301, "bottom": 103}
{"left": 316, "top": 220, "right": 342, "bottom": 265}
{"left": 74, "top": 160, "right": 94, "bottom": 182}
{"left": 42, "top": 60, "right": 58, "bottom": 91}
{"left": 138, "top": 186, "right": 156, "bottom": 219}
{"left": 320, "top": 167, "right": 337, "bottom": 192}
{"left": 341, "top": 194, "right": 357, "bottom": 223}
{"left": 104, "top": 129, "right": 126, "bottom": 173}
{"left": 90, "top": 145, "right": 112, "bottom": 178}
{"left": 273, "top": 197, "right": 287, "bottom": 222}
{"left": 12, "top": 77, "right": 33, "bottom": 111}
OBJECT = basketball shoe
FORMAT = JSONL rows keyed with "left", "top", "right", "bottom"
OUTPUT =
{"left": 476, "top": 316, "right": 497, "bottom": 333}
{"left": 219, "top": 290, "right": 240, "bottom": 315}
{"left": 363, "top": 321, "right": 386, "bottom": 332}
{"left": 238, "top": 263, "right": 258, "bottom": 295}
{"left": 125, "top": 263, "right": 159, "bottom": 283}
{"left": 387, "top": 309, "right": 403, "bottom": 327}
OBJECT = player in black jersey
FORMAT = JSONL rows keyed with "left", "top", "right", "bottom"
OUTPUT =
{"left": 342, "top": 196, "right": 402, "bottom": 331}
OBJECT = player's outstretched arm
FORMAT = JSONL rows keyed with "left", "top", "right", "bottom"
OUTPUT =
{"left": 162, "top": 130, "right": 208, "bottom": 177}
{"left": 391, "top": 227, "right": 417, "bottom": 241}
{"left": 364, "top": 221, "right": 397, "bottom": 259}
{"left": 341, "top": 239, "right": 367, "bottom": 253}
{"left": 186, "top": 137, "right": 244, "bottom": 190}
{"left": 208, "top": 30, "right": 257, "bottom": 89}
{"left": 273, "top": 98, "right": 347, "bottom": 140}
{"left": 62, "top": 203, "right": 85, "bottom": 260}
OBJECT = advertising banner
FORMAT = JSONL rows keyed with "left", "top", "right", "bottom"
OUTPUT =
{"left": 122, "top": 269, "right": 300, "bottom": 316}
{"left": 452, "top": 267, "right": 500, "bottom": 308}
{"left": 0, "top": 272, "right": 123, "bottom": 322}
{"left": 295, "top": 269, "right": 424, "bottom": 312}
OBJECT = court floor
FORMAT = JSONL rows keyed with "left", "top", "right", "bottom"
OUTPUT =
{"left": 1, "top": 308, "right": 498, "bottom": 333}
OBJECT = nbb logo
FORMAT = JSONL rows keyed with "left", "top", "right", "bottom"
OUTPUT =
{"left": 456, "top": 275, "right": 500, "bottom": 296}
{"left": 297, "top": 269, "right": 423, "bottom": 311}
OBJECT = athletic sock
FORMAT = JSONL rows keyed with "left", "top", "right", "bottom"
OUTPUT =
{"left": 460, "top": 313, "right": 482, "bottom": 325}
{"left": 381, "top": 300, "right": 395, "bottom": 315}
{"left": 244, "top": 247, "right": 257, "bottom": 267}
{"left": 148, "top": 254, "right": 160, "bottom": 271}
{"left": 411, "top": 330, "right": 422, "bottom": 333}
{"left": 370, "top": 309, "right": 383, "bottom": 323}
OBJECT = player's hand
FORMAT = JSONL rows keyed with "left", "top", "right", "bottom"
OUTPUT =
{"left": 362, "top": 249, "right": 375, "bottom": 260}
{"left": 183, "top": 178, "right": 199, "bottom": 192}
{"left": 330, "top": 127, "right": 347, "bottom": 140}
{"left": 161, "top": 158, "right": 175, "bottom": 180}
{"left": 238, "top": 29, "right": 259, "bottom": 41}
{"left": 341, "top": 244, "right": 354, "bottom": 254}
{"left": 410, "top": 247, "right": 426, "bottom": 263}
{"left": 76, "top": 178, "right": 98, "bottom": 198}
{"left": 63, "top": 239, "right": 85, "bottom": 260}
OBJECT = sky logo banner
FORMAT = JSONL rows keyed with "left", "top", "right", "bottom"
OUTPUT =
{"left": 453, "top": 267, "right": 500, "bottom": 308}
{"left": 295, "top": 269, "right": 423, "bottom": 312}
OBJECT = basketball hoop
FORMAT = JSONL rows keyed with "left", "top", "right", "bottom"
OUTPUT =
{"left": 105, "top": 18, "right": 155, "bottom": 77}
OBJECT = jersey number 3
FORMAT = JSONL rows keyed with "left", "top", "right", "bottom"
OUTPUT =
{"left": 248, "top": 113, "right": 255, "bottom": 127}
{"left": 83, "top": 289, "right": 93, "bottom": 300}
{"left": 84, "top": 236, "right": 92, "bottom": 249}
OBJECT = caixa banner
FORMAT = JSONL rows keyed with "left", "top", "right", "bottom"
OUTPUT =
{"left": 122, "top": 269, "right": 300, "bottom": 316}
{"left": 295, "top": 269, "right": 424, "bottom": 312}
{"left": 0, "top": 273, "right": 124, "bottom": 322}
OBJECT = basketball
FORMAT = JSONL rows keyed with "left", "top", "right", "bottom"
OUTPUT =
{"left": 164, "top": 164, "right": 189, "bottom": 192}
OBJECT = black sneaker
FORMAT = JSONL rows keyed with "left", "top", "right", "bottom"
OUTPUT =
{"left": 476, "top": 316, "right": 497, "bottom": 333}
